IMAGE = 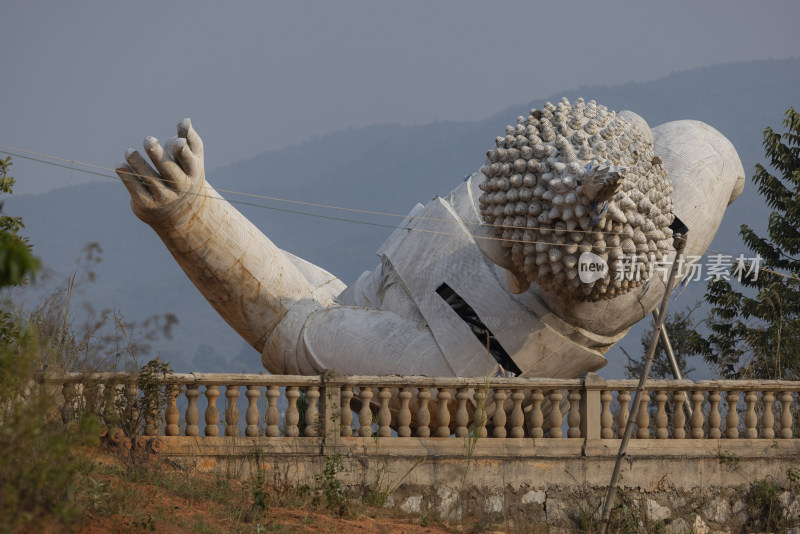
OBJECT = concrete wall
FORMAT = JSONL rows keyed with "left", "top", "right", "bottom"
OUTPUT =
{"left": 161, "top": 436, "right": 800, "bottom": 532}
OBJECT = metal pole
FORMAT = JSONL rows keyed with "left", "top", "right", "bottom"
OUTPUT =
{"left": 653, "top": 309, "right": 692, "bottom": 418}
{"left": 653, "top": 309, "right": 682, "bottom": 380}
{"left": 598, "top": 237, "right": 686, "bottom": 534}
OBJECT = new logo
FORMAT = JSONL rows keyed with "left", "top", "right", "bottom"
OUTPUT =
{"left": 578, "top": 252, "right": 608, "bottom": 284}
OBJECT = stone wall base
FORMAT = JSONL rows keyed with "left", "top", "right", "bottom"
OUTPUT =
{"left": 160, "top": 436, "right": 800, "bottom": 532}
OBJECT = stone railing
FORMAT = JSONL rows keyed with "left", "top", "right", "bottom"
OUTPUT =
{"left": 43, "top": 372, "right": 800, "bottom": 442}
{"left": 39, "top": 371, "right": 800, "bottom": 531}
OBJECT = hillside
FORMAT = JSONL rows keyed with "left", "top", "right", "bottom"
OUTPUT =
{"left": 9, "top": 58, "right": 800, "bottom": 375}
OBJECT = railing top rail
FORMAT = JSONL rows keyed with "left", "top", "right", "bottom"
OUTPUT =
{"left": 603, "top": 379, "right": 800, "bottom": 391}
{"left": 337, "top": 375, "right": 583, "bottom": 388}
{"left": 37, "top": 372, "right": 800, "bottom": 391}
{"left": 37, "top": 372, "right": 323, "bottom": 387}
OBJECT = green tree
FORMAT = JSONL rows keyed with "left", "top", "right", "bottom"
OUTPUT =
{"left": 691, "top": 108, "right": 800, "bottom": 379}
{"left": 0, "top": 157, "right": 39, "bottom": 287}
{"left": 0, "top": 157, "right": 100, "bottom": 531}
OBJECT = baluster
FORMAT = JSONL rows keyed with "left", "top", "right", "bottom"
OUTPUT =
{"left": 126, "top": 383, "right": 139, "bottom": 430}
{"left": 143, "top": 382, "right": 158, "bottom": 437}
{"left": 672, "top": 391, "right": 686, "bottom": 439}
{"left": 397, "top": 388, "right": 412, "bottom": 437}
{"left": 617, "top": 390, "right": 631, "bottom": 438}
{"left": 144, "top": 383, "right": 158, "bottom": 436}
{"left": 744, "top": 391, "right": 757, "bottom": 439}
{"left": 725, "top": 390, "right": 739, "bottom": 439}
{"left": 690, "top": 390, "right": 705, "bottom": 439}
{"left": 225, "top": 385, "right": 240, "bottom": 437}
{"left": 474, "top": 388, "right": 488, "bottom": 438}
{"left": 244, "top": 386, "right": 259, "bottom": 437}
{"left": 510, "top": 389, "right": 525, "bottom": 438}
{"left": 266, "top": 386, "right": 280, "bottom": 437}
{"left": 304, "top": 386, "right": 320, "bottom": 437}
{"left": 144, "top": 416, "right": 157, "bottom": 436}
{"left": 455, "top": 388, "right": 470, "bottom": 438}
{"left": 285, "top": 386, "right": 300, "bottom": 437}
{"left": 600, "top": 390, "right": 613, "bottom": 439}
{"left": 708, "top": 390, "right": 721, "bottom": 439}
{"left": 340, "top": 387, "right": 354, "bottom": 437}
{"left": 417, "top": 388, "right": 431, "bottom": 437}
{"left": 530, "top": 389, "right": 544, "bottom": 438}
{"left": 636, "top": 394, "right": 650, "bottom": 439}
{"left": 185, "top": 384, "right": 200, "bottom": 437}
{"left": 84, "top": 382, "right": 100, "bottom": 415}
{"left": 761, "top": 391, "right": 775, "bottom": 439}
{"left": 493, "top": 389, "right": 508, "bottom": 438}
{"left": 102, "top": 383, "right": 120, "bottom": 423}
{"left": 378, "top": 387, "right": 392, "bottom": 438}
{"left": 654, "top": 391, "right": 668, "bottom": 439}
{"left": 567, "top": 390, "right": 581, "bottom": 438}
{"left": 436, "top": 389, "right": 452, "bottom": 437}
{"left": 358, "top": 387, "right": 373, "bottom": 437}
{"left": 780, "top": 391, "right": 793, "bottom": 439}
{"left": 548, "top": 390, "right": 563, "bottom": 438}
{"left": 62, "top": 382, "right": 76, "bottom": 423}
{"left": 204, "top": 385, "right": 220, "bottom": 436}
{"left": 165, "top": 384, "right": 180, "bottom": 436}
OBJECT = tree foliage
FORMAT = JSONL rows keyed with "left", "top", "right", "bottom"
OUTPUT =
{"left": 691, "top": 108, "right": 800, "bottom": 379}
{"left": 0, "top": 157, "right": 39, "bottom": 287}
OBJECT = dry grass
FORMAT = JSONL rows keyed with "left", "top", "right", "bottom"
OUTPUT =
{"left": 50, "top": 446, "right": 457, "bottom": 534}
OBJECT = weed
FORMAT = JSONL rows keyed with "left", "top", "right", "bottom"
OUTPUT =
{"left": 464, "top": 374, "right": 491, "bottom": 472}
{"left": 577, "top": 497, "right": 640, "bottom": 534}
{"left": 366, "top": 457, "right": 425, "bottom": 507}
{"left": 83, "top": 476, "right": 111, "bottom": 513}
{"left": 608, "top": 501, "right": 641, "bottom": 534}
{"left": 250, "top": 467, "right": 271, "bottom": 517}
{"left": 0, "top": 310, "right": 100, "bottom": 532}
{"left": 788, "top": 465, "right": 800, "bottom": 492}
{"left": 744, "top": 477, "right": 785, "bottom": 532}
{"left": 191, "top": 515, "right": 217, "bottom": 533}
{"left": 468, "top": 514, "right": 491, "bottom": 533}
{"left": 718, "top": 449, "right": 741, "bottom": 468}
{"left": 316, "top": 454, "right": 346, "bottom": 516}
{"left": 418, "top": 513, "right": 430, "bottom": 527}
{"left": 574, "top": 499, "right": 602, "bottom": 531}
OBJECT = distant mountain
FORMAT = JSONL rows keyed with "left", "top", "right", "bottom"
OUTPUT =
{"left": 9, "top": 59, "right": 800, "bottom": 377}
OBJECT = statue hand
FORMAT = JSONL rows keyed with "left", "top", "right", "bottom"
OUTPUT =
{"left": 115, "top": 118, "right": 205, "bottom": 224}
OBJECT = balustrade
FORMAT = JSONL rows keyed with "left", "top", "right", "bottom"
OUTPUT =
{"left": 39, "top": 373, "right": 800, "bottom": 444}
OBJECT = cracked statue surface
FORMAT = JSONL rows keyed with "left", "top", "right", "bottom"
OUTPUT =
{"left": 115, "top": 98, "right": 744, "bottom": 379}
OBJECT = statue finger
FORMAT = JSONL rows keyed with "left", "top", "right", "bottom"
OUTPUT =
{"left": 177, "top": 118, "right": 203, "bottom": 158}
{"left": 115, "top": 162, "right": 154, "bottom": 209}
{"left": 172, "top": 138, "right": 200, "bottom": 181}
{"left": 144, "top": 136, "right": 188, "bottom": 192}
{"left": 125, "top": 149, "right": 174, "bottom": 204}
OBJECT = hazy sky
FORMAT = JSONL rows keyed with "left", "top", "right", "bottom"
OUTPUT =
{"left": 2, "top": 0, "right": 799, "bottom": 195}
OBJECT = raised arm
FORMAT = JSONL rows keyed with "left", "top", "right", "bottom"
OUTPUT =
{"left": 115, "top": 119, "right": 344, "bottom": 357}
